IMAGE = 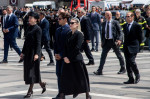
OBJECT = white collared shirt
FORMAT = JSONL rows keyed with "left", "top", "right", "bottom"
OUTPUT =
{"left": 80, "top": 15, "right": 84, "bottom": 22}
{"left": 128, "top": 21, "right": 134, "bottom": 31}
{"left": 105, "top": 20, "right": 113, "bottom": 39}
{"left": 41, "top": 17, "right": 45, "bottom": 23}
{"left": 7, "top": 13, "right": 13, "bottom": 20}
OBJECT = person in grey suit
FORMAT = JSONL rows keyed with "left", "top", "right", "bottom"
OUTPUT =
{"left": 93, "top": 11, "right": 125, "bottom": 75}
{"left": 88, "top": 6, "right": 101, "bottom": 52}
{"left": 123, "top": 12, "right": 142, "bottom": 84}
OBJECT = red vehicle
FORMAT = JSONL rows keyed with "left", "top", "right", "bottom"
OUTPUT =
{"left": 70, "top": 0, "right": 102, "bottom": 11}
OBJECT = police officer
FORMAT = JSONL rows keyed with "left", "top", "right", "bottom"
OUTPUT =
{"left": 134, "top": 9, "right": 147, "bottom": 52}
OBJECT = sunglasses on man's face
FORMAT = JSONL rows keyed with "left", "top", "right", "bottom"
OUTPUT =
{"left": 69, "top": 22, "right": 77, "bottom": 25}
{"left": 77, "top": 12, "right": 81, "bottom": 14}
{"left": 126, "top": 16, "right": 131, "bottom": 18}
{"left": 58, "top": 18, "right": 63, "bottom": 20}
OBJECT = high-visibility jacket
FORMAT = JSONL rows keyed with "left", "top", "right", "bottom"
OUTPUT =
{"left": 114, "top": 17, "right": 126, "bottom": 30}
{"left": 135, "top": 16, "right": 147, "bottom": 30}
{"left": 134, "top": 16, "right": 146, "bottom": 47}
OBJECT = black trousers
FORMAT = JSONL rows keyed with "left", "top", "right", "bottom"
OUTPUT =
{"left": 82, "top": 41, "right": 94, "bottom": 62}
{"left": 41, "top": 41, "right": 54, "bottom": 62}
{"left": 98, "top": 39, "right": 125, "bottom": 72}
{"left": 124, "top": 48, "right": 139, "bottom": 79}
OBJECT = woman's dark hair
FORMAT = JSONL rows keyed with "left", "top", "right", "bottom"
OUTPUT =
{"left": 28, "top": 11, "right": 39, "bottom": 19}
{"left": 59, "top": 12, "right": 70, "bottom": 21}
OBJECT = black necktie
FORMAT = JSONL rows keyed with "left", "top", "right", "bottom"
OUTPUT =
{"left": 106, "top": 21, "right": 109, "bottom": 39}
{"left": 127, "top": 24, "right": 130, "bottom": 34}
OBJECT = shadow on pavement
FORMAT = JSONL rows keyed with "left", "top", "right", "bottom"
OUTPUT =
{"left": 92, "top": 82, "right": 123, "bottom": 85}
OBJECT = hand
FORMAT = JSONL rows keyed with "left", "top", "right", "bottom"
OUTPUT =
{"left": 86, "top": 40, "right": 90, "bottom": 43}
{"left": 116, "top": 40, "right": 122, "bottom": 46}
{"left": 5, "top": 29, "right": 9, "bottom": 33}
{"left": 20, "top": 53, "right": 24, "bottom": 59}
{"left": 34, "top": 54, "right": 39, "bottom": 61}
{"left": 146, "top": 25, "right": 149, "bottom": 28}
{"left": 3, "top": 29, "right": 6, "bottom": 33}
{"left": 55, "top": 54, "right": 61, "bottom": 60}
{"left": 64, "top": 57, "right": 70, "bottom": 63}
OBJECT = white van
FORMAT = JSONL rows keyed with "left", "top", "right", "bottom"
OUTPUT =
{"left": 131, "top": 0, "right": 150, "bottom": 7}
{"left": 33, "top": 1, "right": 56, "bottom": 9}
{"left": 25, "top": 3, "right": 33, "bottom": 8}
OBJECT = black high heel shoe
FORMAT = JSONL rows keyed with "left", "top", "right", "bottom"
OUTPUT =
{"left": 41, "top": 82, "right": 46, "bottom": 94}
{"left": 73, "top": 93, "right": 78, "bottom": 98}
{"left": 24, "top": 91, "right": 33, "bottom": 98}
{"left": 40, "top": 56, "right": 45, "bottom": 61}
{"left": 86, "top": 95, "right": 92, "bottom": 99}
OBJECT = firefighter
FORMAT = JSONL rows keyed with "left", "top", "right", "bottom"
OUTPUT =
{"left": 134, "top": 9, "right": 147, "bottom": 52}
{"left": 114, "top": 11, "right": 126, "bottom": 51}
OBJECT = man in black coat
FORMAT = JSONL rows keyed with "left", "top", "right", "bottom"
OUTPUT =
{"left": 123, "top": 12, "right": 142, "bottom": 84}
{"left": 77, "top": 8, "right": 95, "bottom": 65}
{"left": 93, "top": 11, "right": 125, "bottom": 75}
{"left": 39, "top": 11, "right": 54, "bottom": 66}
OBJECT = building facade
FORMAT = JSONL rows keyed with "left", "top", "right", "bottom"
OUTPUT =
{"left": 0, "top": 0, "right": 57, "bottom": 8}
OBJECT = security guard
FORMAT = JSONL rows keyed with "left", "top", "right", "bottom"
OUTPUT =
{"left": 134, "top": 9, "right": 147, "bottom": 52}
{"left": 114, "top": 11, "right": 126, "bottom": 51}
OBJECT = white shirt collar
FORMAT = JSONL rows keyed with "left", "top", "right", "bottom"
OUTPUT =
{"left": 107, "top": 19, "right": 112, "bottom": 23}
{"left": 80, "top": 15, "right": 84, "bottom": 21}
{"left": 8, "top": 13, "right": 13, "bottom": 17}
{"left": 128, "top": 21, "right": 134, "bottom": 25}
{"left": 41, "top": 17, "right": 45, "bottom": 22}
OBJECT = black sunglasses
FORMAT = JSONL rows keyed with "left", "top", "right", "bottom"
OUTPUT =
{"left": 58, "top": 18, "right": 63, "bottom": 20}
{"left": 69, "top": 22, "right": 77, "bottom": 25}
{"left": 126, "top": 16, "right": 131, "bottom": 18}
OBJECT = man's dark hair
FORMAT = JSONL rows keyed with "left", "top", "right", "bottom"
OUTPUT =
{"left": 28, "top": 11, "right": 39, "bottom": 19}
{"left": 39, "top": 11, "right": 46, "bottom": 16}
{"left": 59, "top": 12, "right": 70, "bottom": 21}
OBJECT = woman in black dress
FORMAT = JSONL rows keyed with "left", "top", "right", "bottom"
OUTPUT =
{"left": 20, "top": 12, "right": 46, "bottom": 98}
{"left": 59, "top": 18, "right": 91, "bottom": 99}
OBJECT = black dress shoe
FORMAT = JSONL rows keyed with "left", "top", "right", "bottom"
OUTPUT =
{"left": 123, "top": 79, "right": 134, "bottom": 84}
{"left": 91, "top": 48, "right": 95, "bottom": 52}
{"left": 117, "top": 67, "right": 126, "bottom": 74}
{"left": 0, "top": 60, "right": 8, "bottom": 64}
{"left": 93, "top": 71, "right": 103, "bottom": 75}
{"left": 47, "top": 61, "right": 55, "bottom": 66}
{"left": 18, "top": 59, "right": 24, "bottom": 63}
{"left": 86, "top": 61, "right": 95, "bottom": 65}
{"left": 95, "top": 49, "right": 98, "bottom": 52}
{"left": 73, "top": 93, "right": 78, "bottom": 98}
{"left": 135, "top": 75, "right": 140, "bottom": 84}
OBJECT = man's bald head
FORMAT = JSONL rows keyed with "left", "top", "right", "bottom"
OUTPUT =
{"left": 116, "top": 11, "right": 120, "bottom": 18}
{"left": 105, "top": 11, "right": 112, "bottom": 21}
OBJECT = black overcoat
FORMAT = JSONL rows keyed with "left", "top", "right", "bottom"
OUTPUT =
{"left": 22, "top": 24, "right": 42, "bottom": 84}
{"left": 60, "top": 30, "right": 90, "bottom": 95}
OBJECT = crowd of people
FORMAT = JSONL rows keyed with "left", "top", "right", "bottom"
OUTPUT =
{"left": 0, "top": 4, "right": 150, "bottom": 99}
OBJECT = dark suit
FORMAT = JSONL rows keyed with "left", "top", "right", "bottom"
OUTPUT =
{"left": 3, "top": 13, "right": 21, "bottom": 61}
{"left": 40, "top": 18, "right": 54, "bottom": 62}
{"left": 123, "top": 22, "right": 142, "bottom": 79}
{"left": 88, "top": 12, "right": 101, "bottom": 50}
{"left": 54, "top": 24, "right": 71, "bottom": 91}
{"left": 1, "top": 15, "right": 5, "bottom": 32}
{"left": 80, "top": 16, "right": 94, "bottom": 63}
{"left": 97, "top": 20, "right": 125, "bottom": 72}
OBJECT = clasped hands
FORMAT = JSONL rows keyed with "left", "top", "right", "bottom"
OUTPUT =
{"left": 3, "top": 29, "right": 9, "bottom": 33}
